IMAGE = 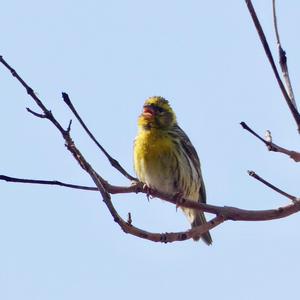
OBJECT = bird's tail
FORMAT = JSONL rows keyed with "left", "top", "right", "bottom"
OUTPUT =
{"left": 191, "top": 212, "right": 212, "bottom": 245}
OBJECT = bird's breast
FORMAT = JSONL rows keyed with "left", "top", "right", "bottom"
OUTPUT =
{"left": 134, "top": 130, "right": 177, "bottom": 194}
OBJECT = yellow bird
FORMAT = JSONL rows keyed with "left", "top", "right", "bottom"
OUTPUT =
{"left": 134, "top": 96, "right": 212, "bottom": 245}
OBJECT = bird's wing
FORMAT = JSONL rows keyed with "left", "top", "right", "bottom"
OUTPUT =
{"left": 174, "top": 125, "right": 207, "bottom": 204}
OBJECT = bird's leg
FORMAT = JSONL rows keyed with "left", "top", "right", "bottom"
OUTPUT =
{"left": 130, "top": 180, "right": 153, "bottom": 201}
{"left": 143, "top": 183, "right": 153, "bottom": 201}
{"left": 173, "top": 191, "right": 184, "bottom": 211}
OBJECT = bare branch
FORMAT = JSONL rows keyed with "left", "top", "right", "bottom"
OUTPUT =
{"left": 61, "top": 92, "right": 136, "bottom": 181}
{"left": 127, "top": 212, "right": 132, "bottom": 225}
{"left": 123, "top": 182, "right": 300, "bottom": 222}
{"left": 0, "top": 175, "right": 97, "bottom": 191}
{"left": 241, "top": 121, "right": 300, "bottom": 162}
{"left": 2, "top": 172, "right": 300, "bottom": 224}
{"left": 67, "top": 119, "right": 72, "bottom": 133}
{"left": 0, "top": 56, "right": 67, "bottom": 135}
{"left": 106, "top": 214, "right": 224, "bottom": 244}
{"left": 2, "top": 169, "right": 300, "bottom": 226}
{"left": 26, "top": 108, "right": 47, "bottom": 118}
{"left": 272, "top": 0, "right": 297, "bottom": 110}
{"left": 288, "top": 151, "right": 300, "bottom": 163}
{"left": 248, "top": 171, "right": 297, "bottom": 203}
{"left": 244, "top": 1, "right": 300, "bottom": 133}
{"left": 240, "top": 121, "right": 267, "bottom": 145}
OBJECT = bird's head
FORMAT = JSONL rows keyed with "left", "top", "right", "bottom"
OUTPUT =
{"left": 138, "top": 96, "right": 177, "bottom": 130}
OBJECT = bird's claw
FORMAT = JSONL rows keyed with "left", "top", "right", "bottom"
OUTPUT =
{"left": 174, "top": 191, "right": 184, "bottom": 211}
{"left": 143, "top": 184, "right": 152, "bottom": 201}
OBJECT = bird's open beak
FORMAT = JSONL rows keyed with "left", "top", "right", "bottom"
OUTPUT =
{"left": 142, "top": 105, "right": 155, "bottom": 119}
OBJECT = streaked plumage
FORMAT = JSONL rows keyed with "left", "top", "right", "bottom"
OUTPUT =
{"left": 134, "top": 96, "right": 212, "bottom": 245}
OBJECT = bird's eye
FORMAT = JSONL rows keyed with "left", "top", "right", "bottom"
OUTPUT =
{"left": 156, "top": 106, "right": 164, "bottom": 113}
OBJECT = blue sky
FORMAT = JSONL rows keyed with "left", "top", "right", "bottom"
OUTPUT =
{"left": 1, "top": 1, "right": 300, "bottom": 299}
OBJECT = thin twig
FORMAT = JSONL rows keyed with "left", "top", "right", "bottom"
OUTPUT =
{"left": 248, "top": 171, "right": 297, "bottom": 203}
{"left": 0, "top": 56, "right": 66, "bottom": 135}
{"left": 244, "top": 1, "right": 300, "bottom": 133}
{"left": 127, "top": 212, "right": 132, "bottom": 225}
{"left": 240, "top": 122, "right": 300, "bottom": 162}
{"left": 272, "top": 0, "right": 297, "bottom": 110}
{"left": 67, "top": 119, "right": 72, "bottom": 133}
{"left": 26, "top": 108, "right": 46, "bottom": 118}
{"left": 240, "top": 122, "right": 268, "bottom": 145}
{"left": 0, "top": 175, "right": 97, "bottom": 191}
{"left": 61, "top": 92, "right": 136, "bottom": 181}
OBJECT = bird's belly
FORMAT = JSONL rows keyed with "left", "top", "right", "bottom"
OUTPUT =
{"left": 137, "top": 152, "right": 176, "bottom": 195}
{"left": 143, "top": 163, "right": 176, "bottom": 195}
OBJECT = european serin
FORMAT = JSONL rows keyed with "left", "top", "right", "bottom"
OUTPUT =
{"left": 134, "top": 96, "right": 212, "bottom": 245}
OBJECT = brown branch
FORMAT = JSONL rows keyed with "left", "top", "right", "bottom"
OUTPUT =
{"left": 1, "top": 172, "right": 300, "bottom": 224}
{"left": 272, "top": 0, "right": 297, "bottom": 110}
{"left": 244, "top": 0, "right": 300, "bottom": 133}
{"left": 61, "top": 92, "right": 136, "bottom": 181}
{"left": 26, "top": 108, "right": 47, "bottom": 118}
{"left": 90, "top": 172, "right": 300, "bottom": 224}
{"left": 114, "top": 181, "right": 300, "bottom": 222}
{"left": 0, "top": 56, "right": 66, "bottom": 135}
{"left": 240, "top": 122, "right": 300, "bottom": 162}
{"left": 248, "top": 171, "right": 297, "bottom": 203}
{"left": 0, "top": 175, "right": 98, "bottom": 191}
